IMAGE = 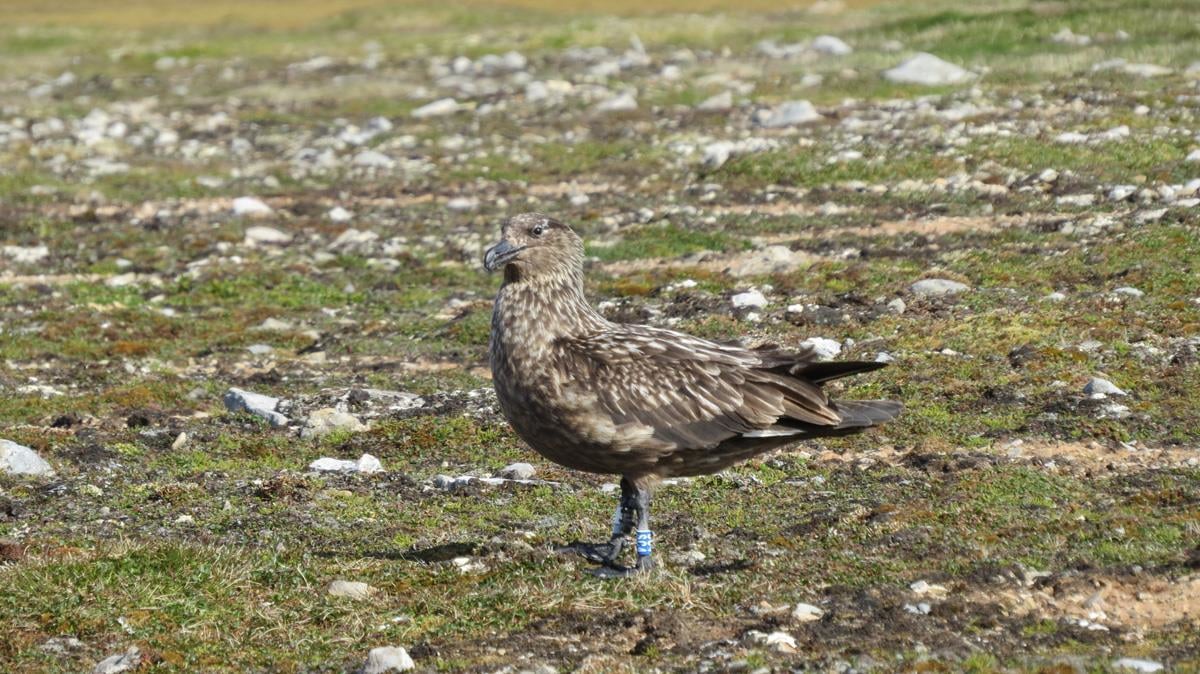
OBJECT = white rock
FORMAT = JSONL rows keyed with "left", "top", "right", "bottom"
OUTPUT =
{"left": 731, "top": 290, "right": 768, "bottom": 310}
{"left": 0, "top": 439, "right": 55, "bottom": 477}
{"left": 883, "top": 53, "right": 975, "bottom": 85}
{"left": 331, "top": 228, "right": 380, "bottom": 249}
{"left": 1050, "top": 27, "right": 1091, "bottom": 46}
{"left": 1108, "top": 185, "right": 1137, "bottom": 201}
{"left": 445, "top": 196, "right": 479, "bottom": 212}
{"left": 328, "top": 580, "right": 376, "bottom": 600}
{"left": 353, "top": 150, "right": 394, "bottom": 168}
{"left": 1056, "top": 193, "right": 1096, "bottom": 207}
{"left": 412, "top": 98, "right": 461, "bottom": 118}
{"left": 1112, "top": 658, "right": 1164, "bottom": 673}
{"left": 1114, "top": 286, "right": 1144, "bottom": 298}
{"left": 232, "top": 196, "right": 273, "bottom": 217}
{"left": 93, "top": 647, "right": 141, "bottom": 674}
{"left": 497, "top": 462, "right": 536, "bottom": 480}
{"left": 1084, "top": 377, "right": 1127, "bottom": 397}
{"left": 252, "top": 317, "right": 294, "bottom": 332}
{"left": 696, "top": 90, "right": 733, "bottom": 112}
{"left": 792, "top": 602, "right": 824, "bottom": 622}
{"left": 759, "top": 100, "right": 821, "bottom": 127}
{"left": 244, "top": 225, "right": 292, "bottom": 245}
{"left": 2, "top": 244, "right": 50, "bottom": 264}
{"left": 887, "top": 297, "right": 907, "bottom": 314}
{"left": 1187, "top": 149, "right": 1200, "bottom": 163}
{"left": 1044, "top": 291, "right": 1067, "bottom": 302}
{"left": 302, "top": 408, "right": 367, "bottom": 439}
{"left": 595, "top": 92, "right": 638, "bottom": 112}
{"left": 328, "top": 206, "right": 354, "bottom": 222}
{"left": 811, "top": 35, "right": 852, "bottom": 56}
{"left": 363, "top": 646, "right": 415, "bottom": 673}
{"left": 799, "top": 337, "right": 842, "bottom": 361}
{"left": 910, "top": 278, "right": 969, "bottom": 297}
{"left": 764, "top": 631, "right": 797, "bottom": 653}
{"left": 308, "top": 453, "right": 384, "bottom": 473}
{"left": 223, "top": 387, "right": 288, "bottom": 427}
{"left": 1055, "top": 131, "right": 1089, "bottom": 144}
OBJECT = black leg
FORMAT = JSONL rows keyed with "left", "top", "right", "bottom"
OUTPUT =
{"left": 585, "top": 478, "right": 655, "bottom": 579}
{"left": 559, "top": 477, "right": 636, "bottom": 565}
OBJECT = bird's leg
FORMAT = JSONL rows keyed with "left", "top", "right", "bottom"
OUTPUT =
{"left": 590, "top": 481, "right": 655, "bottom": 579}
{"left": 561, "top": 477, "right": 636, "bottom": 565}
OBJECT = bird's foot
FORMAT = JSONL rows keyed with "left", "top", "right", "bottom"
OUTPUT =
{"left": 558, "top": 538, "right": 624, "bottom": 565}
{"left": 588, "top": 554, "right": 654, "bottom": 579}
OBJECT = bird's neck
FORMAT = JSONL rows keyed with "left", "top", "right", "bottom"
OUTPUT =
{"left": 493, "top": 267, "right": 607, "bottom": 350}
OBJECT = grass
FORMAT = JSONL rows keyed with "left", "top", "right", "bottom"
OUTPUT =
{"left": 2, "top": 0, "right": 1200, "bottom": 670}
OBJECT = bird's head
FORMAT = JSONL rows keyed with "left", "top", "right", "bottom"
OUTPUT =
{"left": 483, "top": 212, "right": 584, "bottom": 283}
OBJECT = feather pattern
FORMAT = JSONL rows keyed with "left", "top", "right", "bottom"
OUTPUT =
{"left": 487, "top": 213, "right": 901, "bottom": 480}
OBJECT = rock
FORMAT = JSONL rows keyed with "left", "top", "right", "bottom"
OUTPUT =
{"left": 2, "top": 244, "right": 50, "bottom": 264}
{"left": 308, "top": 453, "right": 384, "bottom": 473}
{"left": 93, "top": 647, "right": 142, "bottom": 674}
{"left": 0, "top": 439, "right": 55, "bottom": 477}
{"left": 727, "top": 245, "right": 812, "bottom": 277}
{"left": 758, "top": 100, "right": 821, "bottom": 127}
{"left": 222, "top": 387, "right": 288, "bottom": 427}
{"left": 764, "top": 631, "right": 797, "bottom": 653}
{"left": 1056, "top": 193, "right": 1095, "bottom": 207}
{"left": 39, "top": 636, "right": 85, "bottom": 655}
{"left": 242, "top": 225, "right": 291, "bottom": 247}
{"left": 252, "top": 317, "right": 294, "bottom": 332}
{"left": 792, "top": 602, "right": 824, "bottom": 622}
{"left": 696, "top": 90, "right": 733, "bottom": 112}
{"left": 328, "top": 206, "right": 354, "bottom": 222}
{"left": 412, "top": 98, "right": 461, "bottom": 118}
{"left": 353, "top": 150, "right": 394, "bottom": 168}
{"left": 731, "top": 290, "right": 768, "bottom": 310}
{"left": 1050, "top": 27, "right": 1091, "bottom": 46}
{"left": 883, "top": 53, "right": 975, "bottom": 85}
{"left": 909, "top": 579, "right": 948, "bottom": 597}
{"left": 1114, "top": 286, "right": 1144, "bottom": 298}
{"left": 1108, "top": 185, "right": 1137, "bottom": 201}
{"left": 232, "top": 196, "right": 273, "bottom": 217}
{"left": 887, "top": 297, "right": 907, "bottom": 314}
{"left": 799, "top": 337, "right": 842, "bottom": 361}
{"left": 330, "top": 228, "right": 379, "bottom": 250}
{"left": 904, "top": 602, "right": 932, "bottom": 615}
{"left": 445, "top": 196, "right": 479, "bottom": 212}
{"left": 910, "top": 278, "right": 969, "bottom": 297}
{"left": 1112, "top": 658, "right": 1164, "bottom": 673}
{"left": 1044, "top": 291, "right": 1067, "bottom": 302}
{"left": 1084, "top": 377, "right": 1127, "bottom": 397}
{"left": 328, "top": 580, "right": 377, "bottom": 600}
{"left": 363, "top": 646, "right": 415, "bottom": 673}
{"left": 302, "top": 408, "right": 367, "bottom": 439}
{"left": 1098, "top": 402, "right": 1131, "bottom": 420}
{"left": 452, "top": 556, "right": 487, "bottom": 573}
{"left": 594, "top": 92, "right": 638, "bottom": 112}
{"left": 811, "top": 35, "right": 852, "bottom": 56}
{"left": 496, "top": 462, "right": 536, "bottom": 480}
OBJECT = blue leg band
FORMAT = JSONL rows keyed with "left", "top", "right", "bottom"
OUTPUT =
{"left": 636, "top": 529, "right": 653, "bottom": 557}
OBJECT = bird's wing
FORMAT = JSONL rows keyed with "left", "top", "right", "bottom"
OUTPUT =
{"left": 556, "top": 325, "right": 842, "bottom": 452}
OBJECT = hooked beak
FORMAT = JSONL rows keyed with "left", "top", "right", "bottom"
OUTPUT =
{"left": 483, "top": 239, "right": 525, "bottom": 272}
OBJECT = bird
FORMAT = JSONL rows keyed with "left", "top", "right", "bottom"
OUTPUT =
{"left": 484, "top": 212, "right": 902, "bottom": 578}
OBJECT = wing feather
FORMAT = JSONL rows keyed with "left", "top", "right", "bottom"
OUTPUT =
{"left": 558, "top": 324, "right": 844, "bottom": 454}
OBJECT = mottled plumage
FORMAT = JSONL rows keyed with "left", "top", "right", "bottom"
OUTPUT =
{"left": 485, "top": 212, "right": 901, "bottom": 575}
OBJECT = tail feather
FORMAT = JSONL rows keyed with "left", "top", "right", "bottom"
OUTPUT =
{"left": 788, "top": 360, "right": 887, "bottom": 383}
{"left": 832, "top": 399, "right": 904, "bottom": 429}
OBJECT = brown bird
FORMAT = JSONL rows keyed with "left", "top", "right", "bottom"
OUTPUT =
{"left": 485, "top": 213, "right": 901, "bottom": 577}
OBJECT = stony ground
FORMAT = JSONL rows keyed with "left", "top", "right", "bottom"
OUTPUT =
{"left": 1, "top": 0, "right": 1199, "bottom": 672}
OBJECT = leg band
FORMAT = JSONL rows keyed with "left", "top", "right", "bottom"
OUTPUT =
{"left": 636, "top": 529, "right": 653, "bottom": 557}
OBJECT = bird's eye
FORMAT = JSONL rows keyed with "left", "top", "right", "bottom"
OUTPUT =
{"left": 531, "top": 225, "right": 545, "bottom": 237}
